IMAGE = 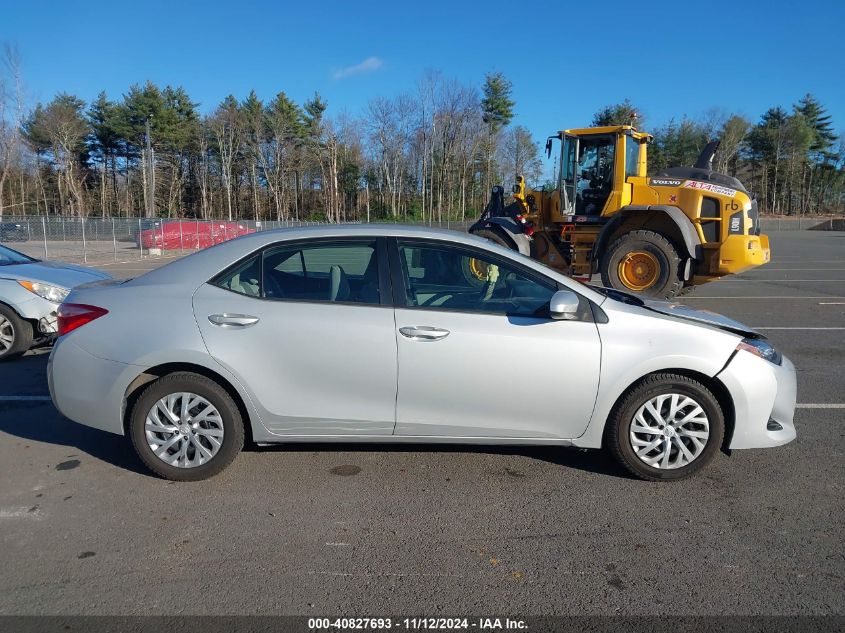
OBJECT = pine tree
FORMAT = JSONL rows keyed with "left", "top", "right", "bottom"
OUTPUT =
{"left": 480, "top": 72, "right": 514, "bottom": 132}
{"left": 87, "top": 92, "right": 122, "bottom": 214}
{"left": 304, "top": 93, "right": 328, "bottom": 133}
{"left": 480, "top": 72, "right": 514, "bottom": 192}
{"left": 795, "top": 93, "right": 837, "bottom": 156}
{"left": 592, "top": 99, "right": 641, "bottom": 127}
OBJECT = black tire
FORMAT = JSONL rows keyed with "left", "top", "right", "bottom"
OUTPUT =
{"left": 605, "top": 373, "right": 724, "bottom": 482}
{"left": 600, "top": 230, "right": 682, "bottom": 298}
{"left": 0, "top": 304, "right": 33, "bottom": 361}
{"left": 472, "top": 228, "right": 512, "bottom": 250}
{"left": 129, "top": 372, "right": 244, "bottom": 481}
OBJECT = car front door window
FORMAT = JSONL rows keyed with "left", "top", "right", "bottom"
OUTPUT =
{"left": 397, "top": 241, "right": 558, "bottom": 317}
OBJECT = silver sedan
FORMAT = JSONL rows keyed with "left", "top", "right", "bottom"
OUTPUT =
{"left": 48, "top": 226, "right": 796, "bottom": 481}
{"left": 0, "top": 244, "right": 110, "bottom": 360}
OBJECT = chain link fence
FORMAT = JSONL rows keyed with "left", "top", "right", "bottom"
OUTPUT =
{"left": 1, "top": 214, "right": 840, "bottom": 265}
{"left": 0, "top": 216, "right": 473, "bottom": 264}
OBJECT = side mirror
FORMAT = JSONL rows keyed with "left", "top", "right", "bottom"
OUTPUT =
{"left": 549, "top": 289, "right": 580, "bottom": 320}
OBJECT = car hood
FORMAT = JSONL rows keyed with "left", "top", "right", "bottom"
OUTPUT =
{"left": 0, "top": 260, "right": 111, "bottom": 289}
{"left": 641, "top": 299, "right": 760, "bottom": 338}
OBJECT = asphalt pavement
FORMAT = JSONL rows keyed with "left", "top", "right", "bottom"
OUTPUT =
{"left": 0, "top": 230, "right": 842, "bottom": 616}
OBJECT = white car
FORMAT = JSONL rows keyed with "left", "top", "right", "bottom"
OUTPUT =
{"left": 0, "top": 244, "right": 110, "bottom": 360}
{"left": 48, "top": 225, "right": 796, "bottom": 481}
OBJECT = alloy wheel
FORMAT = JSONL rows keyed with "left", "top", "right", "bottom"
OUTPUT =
{"left": 0, "top": 315, "right": 15, "bottom": 353}
{"left": 145, "top": 392, "right": 225, "bottom": 468}
{"left": 629, "top": 393, "right": 710, "bottom": 469}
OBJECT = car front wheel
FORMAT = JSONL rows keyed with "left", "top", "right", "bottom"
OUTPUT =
{"left": 0, "top": 305, "right": 33, "bottom": 361}
{"left": 605, "top": 373, "right": 724, "bottom": 481}
{"left": 129, "top": 372, "right": 244, "bottom": 481}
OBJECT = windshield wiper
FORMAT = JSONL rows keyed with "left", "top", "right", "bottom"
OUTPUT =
{"left": 591, "top": 285, "right": 644, "bottom": 306}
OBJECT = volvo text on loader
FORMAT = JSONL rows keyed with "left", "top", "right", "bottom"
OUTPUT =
{"left": 469, "top": 126, "right": 770, "bottom": 298}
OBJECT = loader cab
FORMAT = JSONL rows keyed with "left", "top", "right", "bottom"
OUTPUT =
{"left": 556, "top": 126, "right": 648, "bottom": 219}
{"left": 575, "top": 134, "right": 616, "bottom": 215}
{"left": 558, "top": 131, "right": 617, "bottom": 217}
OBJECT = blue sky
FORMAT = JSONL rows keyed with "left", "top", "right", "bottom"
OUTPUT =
{"left": 3, "top": 0, "right": 844, "bottom": 143}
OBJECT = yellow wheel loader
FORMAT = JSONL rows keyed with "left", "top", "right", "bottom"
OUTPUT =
{"left": 469, "top": 125, "right": 771, "bottom": 298}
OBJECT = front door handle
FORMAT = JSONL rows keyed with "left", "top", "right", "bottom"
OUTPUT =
{"left": 208, "top": 313, "right": 260, "bottom": 328}
{"left": 399, "top": 326, "right": 450, "bottom": 341}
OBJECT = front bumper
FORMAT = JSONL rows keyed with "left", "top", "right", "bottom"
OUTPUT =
{"left": 12, "top": 295, "right": 60, "bottom": 335}
{"left": 716, "top": 350, "right": 797, "bottom": 449}
{"left": 717, "top": 233, "right": 771, "bottom": 275}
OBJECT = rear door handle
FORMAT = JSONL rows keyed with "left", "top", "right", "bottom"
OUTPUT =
{"left": 208, "top": 313, "right": 260, "bottom": 328}
{"left": 399, "top": 326, "right": 450, "bottom": 341}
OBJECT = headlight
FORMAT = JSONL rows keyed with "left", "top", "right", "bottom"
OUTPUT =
{"left": 736, "top": 337, "right": 782, "bottom": 365}
{"left": 18, "top": 280, "right": 70, "bottom": 303}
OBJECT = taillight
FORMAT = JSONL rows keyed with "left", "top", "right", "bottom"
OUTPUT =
{"left": 57, "top": 303, "right": 108, "bottom": 336}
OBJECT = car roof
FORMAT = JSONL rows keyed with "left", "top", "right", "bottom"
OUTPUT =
{"left": 128, "top": 223, "right": 606, "bottom": 302}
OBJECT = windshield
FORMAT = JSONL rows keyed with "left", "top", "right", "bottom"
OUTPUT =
{"left": 0, "top": 244, "right": 36, "bottom": 266}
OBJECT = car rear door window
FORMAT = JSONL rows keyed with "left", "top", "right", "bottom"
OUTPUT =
{"left": 396, "top": 240, "right": 557, "bottom": 316}
{"left": 263, "top": 240, "right": 381, "bottom": 304}
{"left": 211, "top": 254, "right": 262, "bottom": 297}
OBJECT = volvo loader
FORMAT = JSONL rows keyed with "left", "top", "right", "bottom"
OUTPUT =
{"left": 469, "top": 125, "right": 770, "bottom": 297}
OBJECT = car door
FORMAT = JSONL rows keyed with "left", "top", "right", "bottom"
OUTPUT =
{"left": 391, "top": 238, "right": 601, "bottom": 439}
{"left": 192, "top": 237, "right": 397, "bottom": 436}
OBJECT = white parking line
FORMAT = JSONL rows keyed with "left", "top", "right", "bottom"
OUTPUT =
{"left": 0, "top": 396, "right": 51, "bottom": 401}
{"left": 685, "top": 296, "right": 845, "bottom": 300}
{"left": 796, "top": 404, "right": 845, "bottom": 409}
{"left": 0, "top": 507, "right": 44, "bottom": 520}
{"left": 754, "top": 327, "right": 845, "bottom": 330}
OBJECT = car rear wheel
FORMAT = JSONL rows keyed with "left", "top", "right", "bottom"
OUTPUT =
{"left": 0, "top": 305, "right": 33, "bottom": 361}
{"left": 605, "top": 373, "right": 724, "bottom": 481}
{"left": 129, "top": 372, "right": 244, "bottom": 481}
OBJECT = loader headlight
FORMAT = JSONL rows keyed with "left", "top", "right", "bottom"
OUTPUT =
{"left": 18, "top": 280, "right": 70, "bottom": 304}
{"left": 736, "top": 337, "right": 782, "bottom": 366}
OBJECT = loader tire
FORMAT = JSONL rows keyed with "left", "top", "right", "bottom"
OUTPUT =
{"left": 472, "top": 228, "right": 513, "bottom": 250}
{"left": 600, "top": 230, "right": 682, "bottom": 299}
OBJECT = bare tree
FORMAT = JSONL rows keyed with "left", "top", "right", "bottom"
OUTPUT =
{"left": 209, "top": 96, "right": 241, "bottom": 221}
{"left": 714, "top": 115, "right": 750, "bottom": 175}
{"left": 499, "top": 125, "right": 542, "bottom": 184}
{"left": 0, "top": 44, "right": 24, "bottom": 218}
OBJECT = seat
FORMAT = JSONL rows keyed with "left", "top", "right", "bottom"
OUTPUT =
{"left": 329, "top": 265, "right": 350, "bottom": 302}
{"left": 229, "top": 272, "right": 259, "bottom": 297}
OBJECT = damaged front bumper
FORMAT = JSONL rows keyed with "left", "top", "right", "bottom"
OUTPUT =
{"left": 717, "top": 349, "right": 797, "bottom": 450}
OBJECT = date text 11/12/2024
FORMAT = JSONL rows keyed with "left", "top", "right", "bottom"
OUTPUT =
{"left": 307, "top": 617, "right": 528, "bottom": 630}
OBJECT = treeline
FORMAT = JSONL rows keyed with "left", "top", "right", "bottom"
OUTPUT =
{"left": 0, "top": 49, "right": 842, "bottom": 220}
{"left": 0, "top": 58, "right": 540, "bottom": 222}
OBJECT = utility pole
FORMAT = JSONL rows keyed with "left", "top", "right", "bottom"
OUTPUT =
{"left": 145, "top": 116, "right": 155, "bottom": 218}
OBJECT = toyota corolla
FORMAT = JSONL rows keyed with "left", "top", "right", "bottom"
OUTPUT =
{"left": 48, "top": 226, "right": 796, "bottom": 481}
